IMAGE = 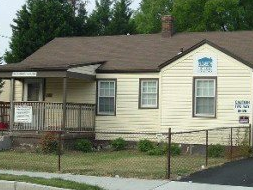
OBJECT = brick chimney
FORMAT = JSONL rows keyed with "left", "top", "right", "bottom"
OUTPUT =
{"left": 162, "top": 15, "right": 174, "bottom": 38}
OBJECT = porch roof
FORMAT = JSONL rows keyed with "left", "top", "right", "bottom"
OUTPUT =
{"left": 0, "top": 62, "right": 102, "bottom": 80}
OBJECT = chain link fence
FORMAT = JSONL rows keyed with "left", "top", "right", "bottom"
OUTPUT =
{"left": 0, "top": 126, "right": 251, "bottom": 180}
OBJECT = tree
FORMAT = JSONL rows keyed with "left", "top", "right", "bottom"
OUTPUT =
{"left": 0, "top": 57, "right": 4, "bottom": 93}
{"left": 108, "top": 0, "right": 136, "bottom": 35}
{"left": 239, "top": 0, "right": 253, "bottom": 29}
{"left": 203, "top": 0, "right": 242, "bottom": 31}
{"left": 172, "top": 0, "right": 207, "bottom": 32}
{"left": 87, "top": 0, "right": 113, "bottom": 36}
{"left": 4, "top": 0, "right": 88, "bottom": 63}
{"left": 134, "top": 0, "right": 173, "bottom": 34}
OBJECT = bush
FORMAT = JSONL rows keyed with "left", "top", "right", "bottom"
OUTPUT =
{"left": 111, "top": 138, "right": 127, "bottom": 151}
{"left": 170, "top": 143, "right": 182, "bottom": 156}
{"left": 74, "top": 139, "right": 93, "bottom": 153}
{"left": 160, "top": 143, "right": 181, "bottom": 156}
{"left": 147, "top": 147, "right": 164, "bottom": 156}
{"left": 39, "top": 132, "right": 58, "bottom": 154}
{"left": 208, "top": 144, "right": 225, "bottom": 158}
{"left": 138, "top": 139, "right": 154, "bottom": 152}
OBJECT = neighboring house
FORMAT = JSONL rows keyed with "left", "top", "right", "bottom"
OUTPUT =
{"left": 0, "top": 16, "right": 252, "bottom": 141}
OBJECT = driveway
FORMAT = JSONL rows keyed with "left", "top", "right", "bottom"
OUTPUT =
{"left": 181, "top": 157, "right": 253, "bottom": 187}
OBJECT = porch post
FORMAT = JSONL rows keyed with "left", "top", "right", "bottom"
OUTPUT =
{"left": 62, "top": 77, "right": 67, "bottom": 132}
{"left": 9, "top": 78, "right": 15, "bottom": 131}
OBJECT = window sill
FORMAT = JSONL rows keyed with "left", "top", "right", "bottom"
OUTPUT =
{"left": 193, "top": 114, "right": 216, "bottom": 118}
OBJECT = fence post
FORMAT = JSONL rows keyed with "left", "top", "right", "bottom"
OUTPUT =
{"left": 58, "top": 132, "right": 62, "bottom": 172}
{"left": 167, "top": 128, "right": 171, "bottom": 179}
{"left": 230, "top": 127, "right": 233, "bottom": 161}
{"left": 249, "top": 124, "right": 252, "bottom": 147}
{"left": 205, "top": 130, "right": 208, "bottom": 167}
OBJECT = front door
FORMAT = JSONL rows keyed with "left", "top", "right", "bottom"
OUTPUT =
{"left": 23, "top": 79, "right": 44, "bottom": 101}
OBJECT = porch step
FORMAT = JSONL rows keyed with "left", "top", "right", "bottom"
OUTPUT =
{"left": 0, "top": 135, "right": 11, "bottom": 150}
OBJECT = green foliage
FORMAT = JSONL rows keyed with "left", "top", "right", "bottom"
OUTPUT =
{"left": 203, "top": 0, "right": 242, "bottom": 31}
{"left": 39, "top": 132, "right": 58, "bottom": 154}
{"left": 111, "top": 138, "right": 127, "bottom": 151}
{"left": 146, "top": 143, "right": 181, "bottom": 156}
{"left": 208, "top": 144, "right": 225, "bottom": 158}
{"left": 134, "top": 0, "right": 173, "bottom": 33}
{"left": 108, "top": 0, "right": 136, "bottom": 35}
{"left": 4, "top": 0, "right": 88, "bottom": 63}
{"left": 172, "top": 0, "right": 207, "bottom": 32}
{"left": 138, "top": 139, "right": 154, "bottom": 152}
{"left": 87, "top": 0, "right": 113, "bottom": 36}
{"left": 147, "top": 147, "right": 164, "bottom": 156}
{"left": 0, "top": 57, "right": 4, "bottom": 93}
{"left": 170, "top": 143, "right": 182, "bottom": 156}
{"left": 74, "top": 139, "right": 93, "bottom": 153}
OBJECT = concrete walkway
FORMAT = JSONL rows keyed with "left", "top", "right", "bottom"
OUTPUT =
{"left": 0, "top": 170, "right": 252, "bottom": 190}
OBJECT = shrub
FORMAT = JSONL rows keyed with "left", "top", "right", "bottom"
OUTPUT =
{"left": 161, "top": 143, "right": 181, "bottom": 156}
{"left": 138, "top": 139, "right": 154, "bottom": 152}
{"left": 170, "top": 143, "right": 182, "bottom": 156}
{"left": 39, "top": 132, "right": 58, "bottom": 154}
{"left": 111, "top": 138, "right": 127, "bottom": 151}
{"left": 208, "top": 144, "right": 225, "bottom": 158}
{"left": 147, "top": 147, "right": 164, "bottom": 156}
{"left": 74, "top": 139, "right": 93, "bottom": 153}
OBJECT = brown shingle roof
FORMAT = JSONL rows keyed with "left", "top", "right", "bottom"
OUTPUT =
{"left": 1, "top": 31, "right": 253, "bottom": 72}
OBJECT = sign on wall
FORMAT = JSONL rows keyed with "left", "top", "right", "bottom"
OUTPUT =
{"left": 12, "top": 72, "right": 37, "bottom": 77}
{"left": 14, "top": 106, "right": 33, "bottom": 123}
{"left": 234, "top": 100, "right": 251, "bottom": 114}
{"left": 193, "top": 54, "right": 217, "bottom": 76}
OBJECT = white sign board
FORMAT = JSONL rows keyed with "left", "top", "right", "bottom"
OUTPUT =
{"left": 12, "top": 72, "right": 37, "bottom": 77}
{"left": 193, "top": 54, "right": 217, "bottom": 76}
{"left": 14, "top": 106, "right": 33, "bottom": 123}
{"left": 235, "top": 100, "right": 251, "bottom": 114}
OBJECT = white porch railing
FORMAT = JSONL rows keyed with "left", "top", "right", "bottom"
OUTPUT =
{"left": 0, "top": 102, "right": 95, "bottom": 132}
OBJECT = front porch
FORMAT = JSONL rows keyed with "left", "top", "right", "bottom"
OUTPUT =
{"left": 0, "top": 63, "right": 101, "bottom": 133}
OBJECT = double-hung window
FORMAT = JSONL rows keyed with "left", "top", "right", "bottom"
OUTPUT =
{"left": 139, "top": 79, "right": 159, "bottom": 109}
{"left": 194, "top": 78, "right": 216, "bottom": 117}
{"left": 97, "top": 80, "right": 116, "bottom": 115}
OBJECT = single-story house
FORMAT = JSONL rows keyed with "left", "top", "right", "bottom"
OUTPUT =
{"left": 0, "top": 16, "right": 252, "bottom": 141}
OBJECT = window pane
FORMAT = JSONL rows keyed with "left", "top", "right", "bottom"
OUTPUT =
{"left": 196, "top": 97, "right": 215, "bottom": 115}
{"left": 28, "top": 83, "right": 40, "bottom": 101}
{"left": 99, "top": 97, "right": 114, "bottom": 114}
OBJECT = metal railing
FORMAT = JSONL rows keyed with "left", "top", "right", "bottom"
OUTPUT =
{"left": 0, "top": 101, "right": 95, "bottom": 132}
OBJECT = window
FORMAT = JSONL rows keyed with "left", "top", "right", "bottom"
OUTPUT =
{"left": 97, "top": 80, "right": 116, "bottom": 115}
{"left": 139, "top": 79, "right": 159, "bottom": 109}
{"left": 194, "top": 78, "right": 216, "bottom": 117}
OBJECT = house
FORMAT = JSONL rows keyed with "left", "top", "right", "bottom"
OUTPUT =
{"left": 0, "top": 15, "right": 252, "bottom": 142}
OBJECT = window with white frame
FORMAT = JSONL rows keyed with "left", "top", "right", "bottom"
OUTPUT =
{"left": 194, "top": 78, "right": 216, "bottom": 117}
{"left": 97, "top": 80, "right": 116, "bottom": 115}
{"left": 140, "top": 79, "right": 159, "bottom": 108}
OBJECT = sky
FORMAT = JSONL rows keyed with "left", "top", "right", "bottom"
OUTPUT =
{"left": 0, "top": 0, "right": 141, "bottom": 61}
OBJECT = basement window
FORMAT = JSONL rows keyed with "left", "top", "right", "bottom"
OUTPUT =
{"left": 194, "top": 78, "right": 216, "bottom": 117}
{"left": 97, "top": 80, "right": 116, "bottom": 115}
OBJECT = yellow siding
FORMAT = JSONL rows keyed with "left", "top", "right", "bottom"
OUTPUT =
{"left": 0, "top": 80, "right": 23, "bottom": 102}
{"left": 95, "top": 73, "right": 160, "bottom": 134}
{"left": 45, "top": 78, "right": 96, "bottom": 104}
{"left": 160, "top": 44, "right": 252, "bottom": 133}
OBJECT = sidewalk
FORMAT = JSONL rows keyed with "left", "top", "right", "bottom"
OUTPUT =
{"left": 0, "top": 170, "right": 252, "bottom": 190}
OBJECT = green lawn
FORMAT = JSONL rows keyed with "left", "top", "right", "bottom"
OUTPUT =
{"left": 0, "top": 150, "right": 227, "bottom": 179}
{"left": 0, "top": 174, "right": 103, "bottom": 190}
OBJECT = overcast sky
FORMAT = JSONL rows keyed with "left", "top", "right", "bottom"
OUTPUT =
{"left": 0, "top": 0, "right": 141, "bottom": 60}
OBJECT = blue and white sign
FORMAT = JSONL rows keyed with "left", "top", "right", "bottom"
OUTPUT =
{"left": 194, "top": 54, "right": 217, "bottom": 76}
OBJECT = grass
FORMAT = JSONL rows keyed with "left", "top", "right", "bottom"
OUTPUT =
{"left": 0, "top": 174, "right": 103, "bottom": 190}
{"left": 0, "top": 150, "right": 227, "bottom": 179}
